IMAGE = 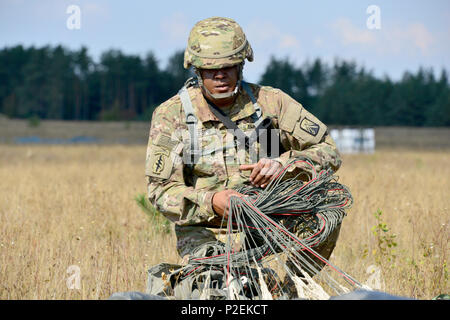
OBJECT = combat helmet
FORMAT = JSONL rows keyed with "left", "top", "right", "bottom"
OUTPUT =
{"left": 184, "top": 17, "right": 253, "bottom": 99}
{"left": 183, "top": 17, "right": 253, "bottom": 70}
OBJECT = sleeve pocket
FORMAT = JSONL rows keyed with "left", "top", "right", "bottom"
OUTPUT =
{"left": 279, "top": 102, "right": 301, "bottom": 133}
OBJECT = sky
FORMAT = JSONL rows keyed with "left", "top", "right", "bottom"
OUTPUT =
{"left": 0, "top": 0, "right": 449, "bottom": 83}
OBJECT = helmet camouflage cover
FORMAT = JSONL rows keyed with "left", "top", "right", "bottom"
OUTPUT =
{"left": 183, "top": 17, "right": 254, "bottom": 70}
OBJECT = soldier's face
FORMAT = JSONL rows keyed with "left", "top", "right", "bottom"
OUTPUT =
{"left": 200, "top": 66, "right": 239, "bottom": 96}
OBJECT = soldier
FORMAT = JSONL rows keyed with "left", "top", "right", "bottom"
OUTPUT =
{"left": 146, "top": 17, "right": 342, "bottom": 280}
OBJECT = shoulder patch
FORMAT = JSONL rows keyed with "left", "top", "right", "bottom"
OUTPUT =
{"left": 152, "top": 150, "right": 168, "bottom": 175}
{"left": 300, "top": 118, "right": 320, "bottom": 136}
{"left": 147, "top": 146, "right": 173, "bottom": 179}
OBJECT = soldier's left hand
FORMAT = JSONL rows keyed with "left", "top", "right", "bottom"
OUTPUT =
{"left": 239, "top": 158, "right": 282, "bottom": 188}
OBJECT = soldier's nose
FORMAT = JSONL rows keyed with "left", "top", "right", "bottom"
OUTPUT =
{"left": 214, "top": 70, "right": 227, "bottom": 79}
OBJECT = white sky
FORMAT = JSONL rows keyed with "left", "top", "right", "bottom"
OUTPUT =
{"left": 0, "top": 0, "right": 449, "bottom": 82}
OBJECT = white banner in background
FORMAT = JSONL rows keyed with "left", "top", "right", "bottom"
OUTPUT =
{"left": 330, "top": 128, "right": 375, "bottom": 154}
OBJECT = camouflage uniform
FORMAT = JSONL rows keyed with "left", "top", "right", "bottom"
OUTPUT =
{"left": 145, "top": 17, "right": 342, "bottom": 262}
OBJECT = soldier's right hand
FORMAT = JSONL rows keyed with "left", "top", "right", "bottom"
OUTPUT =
{"left": 212, "top": 189, "right": 244, "bottom": 219}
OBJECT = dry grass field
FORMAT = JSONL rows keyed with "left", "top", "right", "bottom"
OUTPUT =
{"left": 0, "top": 143, "right": 448, "bottom": 300}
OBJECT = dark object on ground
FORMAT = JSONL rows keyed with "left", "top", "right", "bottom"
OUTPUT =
{"left": 107, "top": 289, "right": 414, "bottom": 300}
{"left": 108, "top": 291, "right": 167, "bottom": 300}
{"left": 329, "top": 289, "right": 414, "bottom": 300}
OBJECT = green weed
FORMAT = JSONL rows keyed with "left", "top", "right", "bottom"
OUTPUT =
{"left": 371, "top": 209, "right": 398, "bottom": 264}
{"left": 135, "top": 193, "right": 171, "bottom": 234}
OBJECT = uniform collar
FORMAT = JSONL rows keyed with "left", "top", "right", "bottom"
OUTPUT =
{"left": 190, "top": 85, "right": 257, "bottom": 124}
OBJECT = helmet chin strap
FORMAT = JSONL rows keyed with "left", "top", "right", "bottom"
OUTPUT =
{"left": 195, "top": 63, "right": 244, "bottom": 101}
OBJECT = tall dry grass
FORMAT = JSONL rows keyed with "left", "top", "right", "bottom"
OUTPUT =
{"left": 0, "top": 145, "right": 178, "bottom": 299}
{"left": 334, "top": 150, "right": 449, "bottom": 298}
{"left": 0, "top": 145, "right": 448, "bottom": 299}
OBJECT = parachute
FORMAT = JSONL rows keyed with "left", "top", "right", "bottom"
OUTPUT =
{"left": 109, "top": 159, "right": 416, "bottom": 300}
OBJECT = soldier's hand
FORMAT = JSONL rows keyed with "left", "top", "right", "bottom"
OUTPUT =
{"left": 239, "top": 158, "right": 282, "bottom": 188}
{"left": 212, "top": 189, "right": 243, "bottom": 219}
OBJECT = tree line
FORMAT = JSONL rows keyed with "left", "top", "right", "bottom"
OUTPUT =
{"left": 0, "top": 45, "right": 448, "bottom": 126}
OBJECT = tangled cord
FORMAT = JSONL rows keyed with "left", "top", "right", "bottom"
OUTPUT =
{"left": 178, "top": 158, "right": 363, "bottom": 299}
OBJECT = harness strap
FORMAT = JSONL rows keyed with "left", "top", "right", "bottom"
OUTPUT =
{"left": 241, "top": 81, "right": 264, "bottom": 128}
{"left": 178, "top": 85, "right": 200, "bottom": 165}
{"left": 207, "top": 102, "right": 250, "bottom": 149}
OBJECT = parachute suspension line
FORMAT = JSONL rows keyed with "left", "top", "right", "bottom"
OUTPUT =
{"left": 179, "top": 157, "right": 363, "bottom": 299}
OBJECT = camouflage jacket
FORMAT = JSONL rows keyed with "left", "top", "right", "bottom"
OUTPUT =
{"left": 145, "top": 82, "right": 342, "bottom": 227}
